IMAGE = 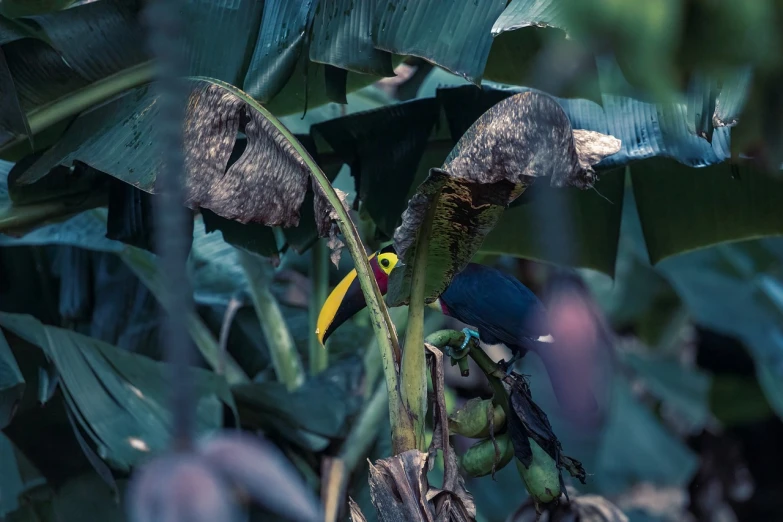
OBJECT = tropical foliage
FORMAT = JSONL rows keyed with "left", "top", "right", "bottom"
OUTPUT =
{"left": 2, "top": 0, "right": 783, "bottom": 521}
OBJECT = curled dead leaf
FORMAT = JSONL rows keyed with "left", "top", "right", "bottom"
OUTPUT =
{"left": 571, "top": 130, "right": 622, "bottom": 173}
{"left": 363, "top": 346, "right": 476, "bottom": 522}
{"left": 388, "top": 91, "right": 621, "bottom": 305}
{"left": 349, "top": 497, "right": 368, "bottom": 522}
{"left": 127, "top": 453, "right": 241, "bottom": 522}
{"left": 367, "top": 449, "right": 476, "bottom": 522}
{"left": 320, "top": 188, "right": 350, "bottom": 267}
{"left": 506, "top": 374, "right": 584, "bottom": 479}
{"left": 442, "top": 92, "right": 609, "bottom": 189}
{"left": 13, "top": 79, "right": 342, "bottom": 249}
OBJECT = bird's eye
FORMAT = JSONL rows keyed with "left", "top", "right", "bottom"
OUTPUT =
{"left": 380, "top": 258, "right": 390, "bottom": 268}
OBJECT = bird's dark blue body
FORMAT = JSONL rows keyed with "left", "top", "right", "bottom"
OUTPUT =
{"left": 440, "top": 263, "right": 550, "bottom": 356}
{"left": 317, "top": 249, "right": 604, "bottom": 429}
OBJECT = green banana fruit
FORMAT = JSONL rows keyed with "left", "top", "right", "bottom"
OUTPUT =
{"left": 460, "top": 432, "right": 514, "bottom": 477}
{"left": 516, "top": 438, "right": 561, "bottom": 504}
{"left": 448, "top": 398, "right": 506, "bottom": 439}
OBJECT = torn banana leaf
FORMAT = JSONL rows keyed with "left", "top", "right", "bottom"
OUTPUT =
{"left": 11, "top": 78, "right": 339, "bottom": 242}
{"left": 491, "top": 0, "right": 569, "bottom": 36}
{"left": 309, "top": 0, "right": 394, "bottom": 77}
{"left": 387, "top": 91, "right": 621, "bottom": 305}
{"left": 373, "top": 0, "right": 506, "bottom": 84}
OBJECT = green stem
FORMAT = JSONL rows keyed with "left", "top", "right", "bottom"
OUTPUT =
{"left": 0, "top": 62, "right": 155, "bottom": 156}
{"left": 469, "top": 345, "right": 508, "bottom": 381}
{"left": 400, "top": 194, "right": 438, "bottom": 452}
{"left": 320, "top": 193, "right": 413, "bottom": 452}
{"left": 424, "top": 329, "right": 510, "bottom": 418}
{"left": 237, "top": 248, "right": 305, "bottom": 391}
{"left": 423, "top": 329, "right": 466, "bottom": 350}
{"left": 203, "top": 78, "right": 411, "bottom": 453}
{"left": 308, "top": 240, "right": 329, "bottom": 375}
{"left": 0, "top": 193, "right": 106, "bottom": 233}
{"left": 363, "top": 307, "right": 408, "bottom": 401}
{"left": 468, "top": 345, "right": 511, "bottom": 419}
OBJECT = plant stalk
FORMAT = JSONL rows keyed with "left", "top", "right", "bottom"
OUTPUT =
{"left": 425, "top": 329, "right": 510, "bottom": 417}
{"left": 202, "top": 78, "right": 412, "bottom": 453}
{"left": 0, "top": 62, "right": 155, "bottom": 157}
{"left": 467, "top": 344, "right": 512, "bottom": 418}
{"left": 309, "top": 239, "right": 329, "bottom": 375}
{"left": 313, "top": 186, "right": 413, "bottom": 452}
{"left": 237, "top": 248, "right": 305, "bottom": 391}
{"left": 363, "top": 306, "right": 408, "bottom": 401}
{"left": 0, "top": 193, "right": 106, "bottom": 233}
{"left": 424, "top": 329, "right": 467, "bottom": 350}
{"left": 400, "top": 201, "right": 436, "bottom": 451}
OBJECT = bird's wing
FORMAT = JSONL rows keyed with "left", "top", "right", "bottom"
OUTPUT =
{"left": 441, "top": 264, "right": 548, "bottom": 346}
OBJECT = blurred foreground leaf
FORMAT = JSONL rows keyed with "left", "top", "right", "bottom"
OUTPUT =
{"left": 196, "top": 431, "right": 323, "bottom": 522}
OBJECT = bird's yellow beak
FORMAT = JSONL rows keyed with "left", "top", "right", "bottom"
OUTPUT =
{"left": 316, "top": 254, "right": 377, "bottom": 345}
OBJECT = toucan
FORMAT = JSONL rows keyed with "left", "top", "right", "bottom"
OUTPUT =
{"left": 316, "top": 244, "right": 554, "bottom": 367}
{"left": 316, "top": 245, "right": 604, "bottom": 429}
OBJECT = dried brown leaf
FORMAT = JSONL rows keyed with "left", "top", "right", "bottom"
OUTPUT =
{"left": 388, "top": 91, "right": 620, "bottom": 306}
{"left": 505, "top": 373, "right": 585, "bottom": 485}
{"left": 184, "top": 83, "right": 310, "bottom": 226}
{"left": 442, "top": 92, "right": 599, "bottom": 188}
{"left": 368, "top": 450, "right": 433, "bottom": 522}
{"left": 426, "top": 344, "right": 477, "bottom": 522}
{"left": 14, "top": 80, "right": 339, "bottom": 244}
{"left": 327, "top": 234, "right": 345, "bottom": 269}
{"left": 320, "top": 188, "right": 349, "bottom": 267}
{"left": 367, "top": 444, "right": 476, "bottom": 522}
{"left": 571, "top": 130, "right": 622, "bottom": 173}
{"left": 349, "top": 497, "right": 368, "bottom": 522}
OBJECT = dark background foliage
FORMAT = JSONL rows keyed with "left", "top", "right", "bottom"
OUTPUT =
{"left": 2, "top": 0, "right": 783, "bottom": 521}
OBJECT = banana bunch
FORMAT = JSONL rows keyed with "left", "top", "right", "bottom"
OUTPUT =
{"left": 449, "top": 397, "right": 563, "bottom": 504}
